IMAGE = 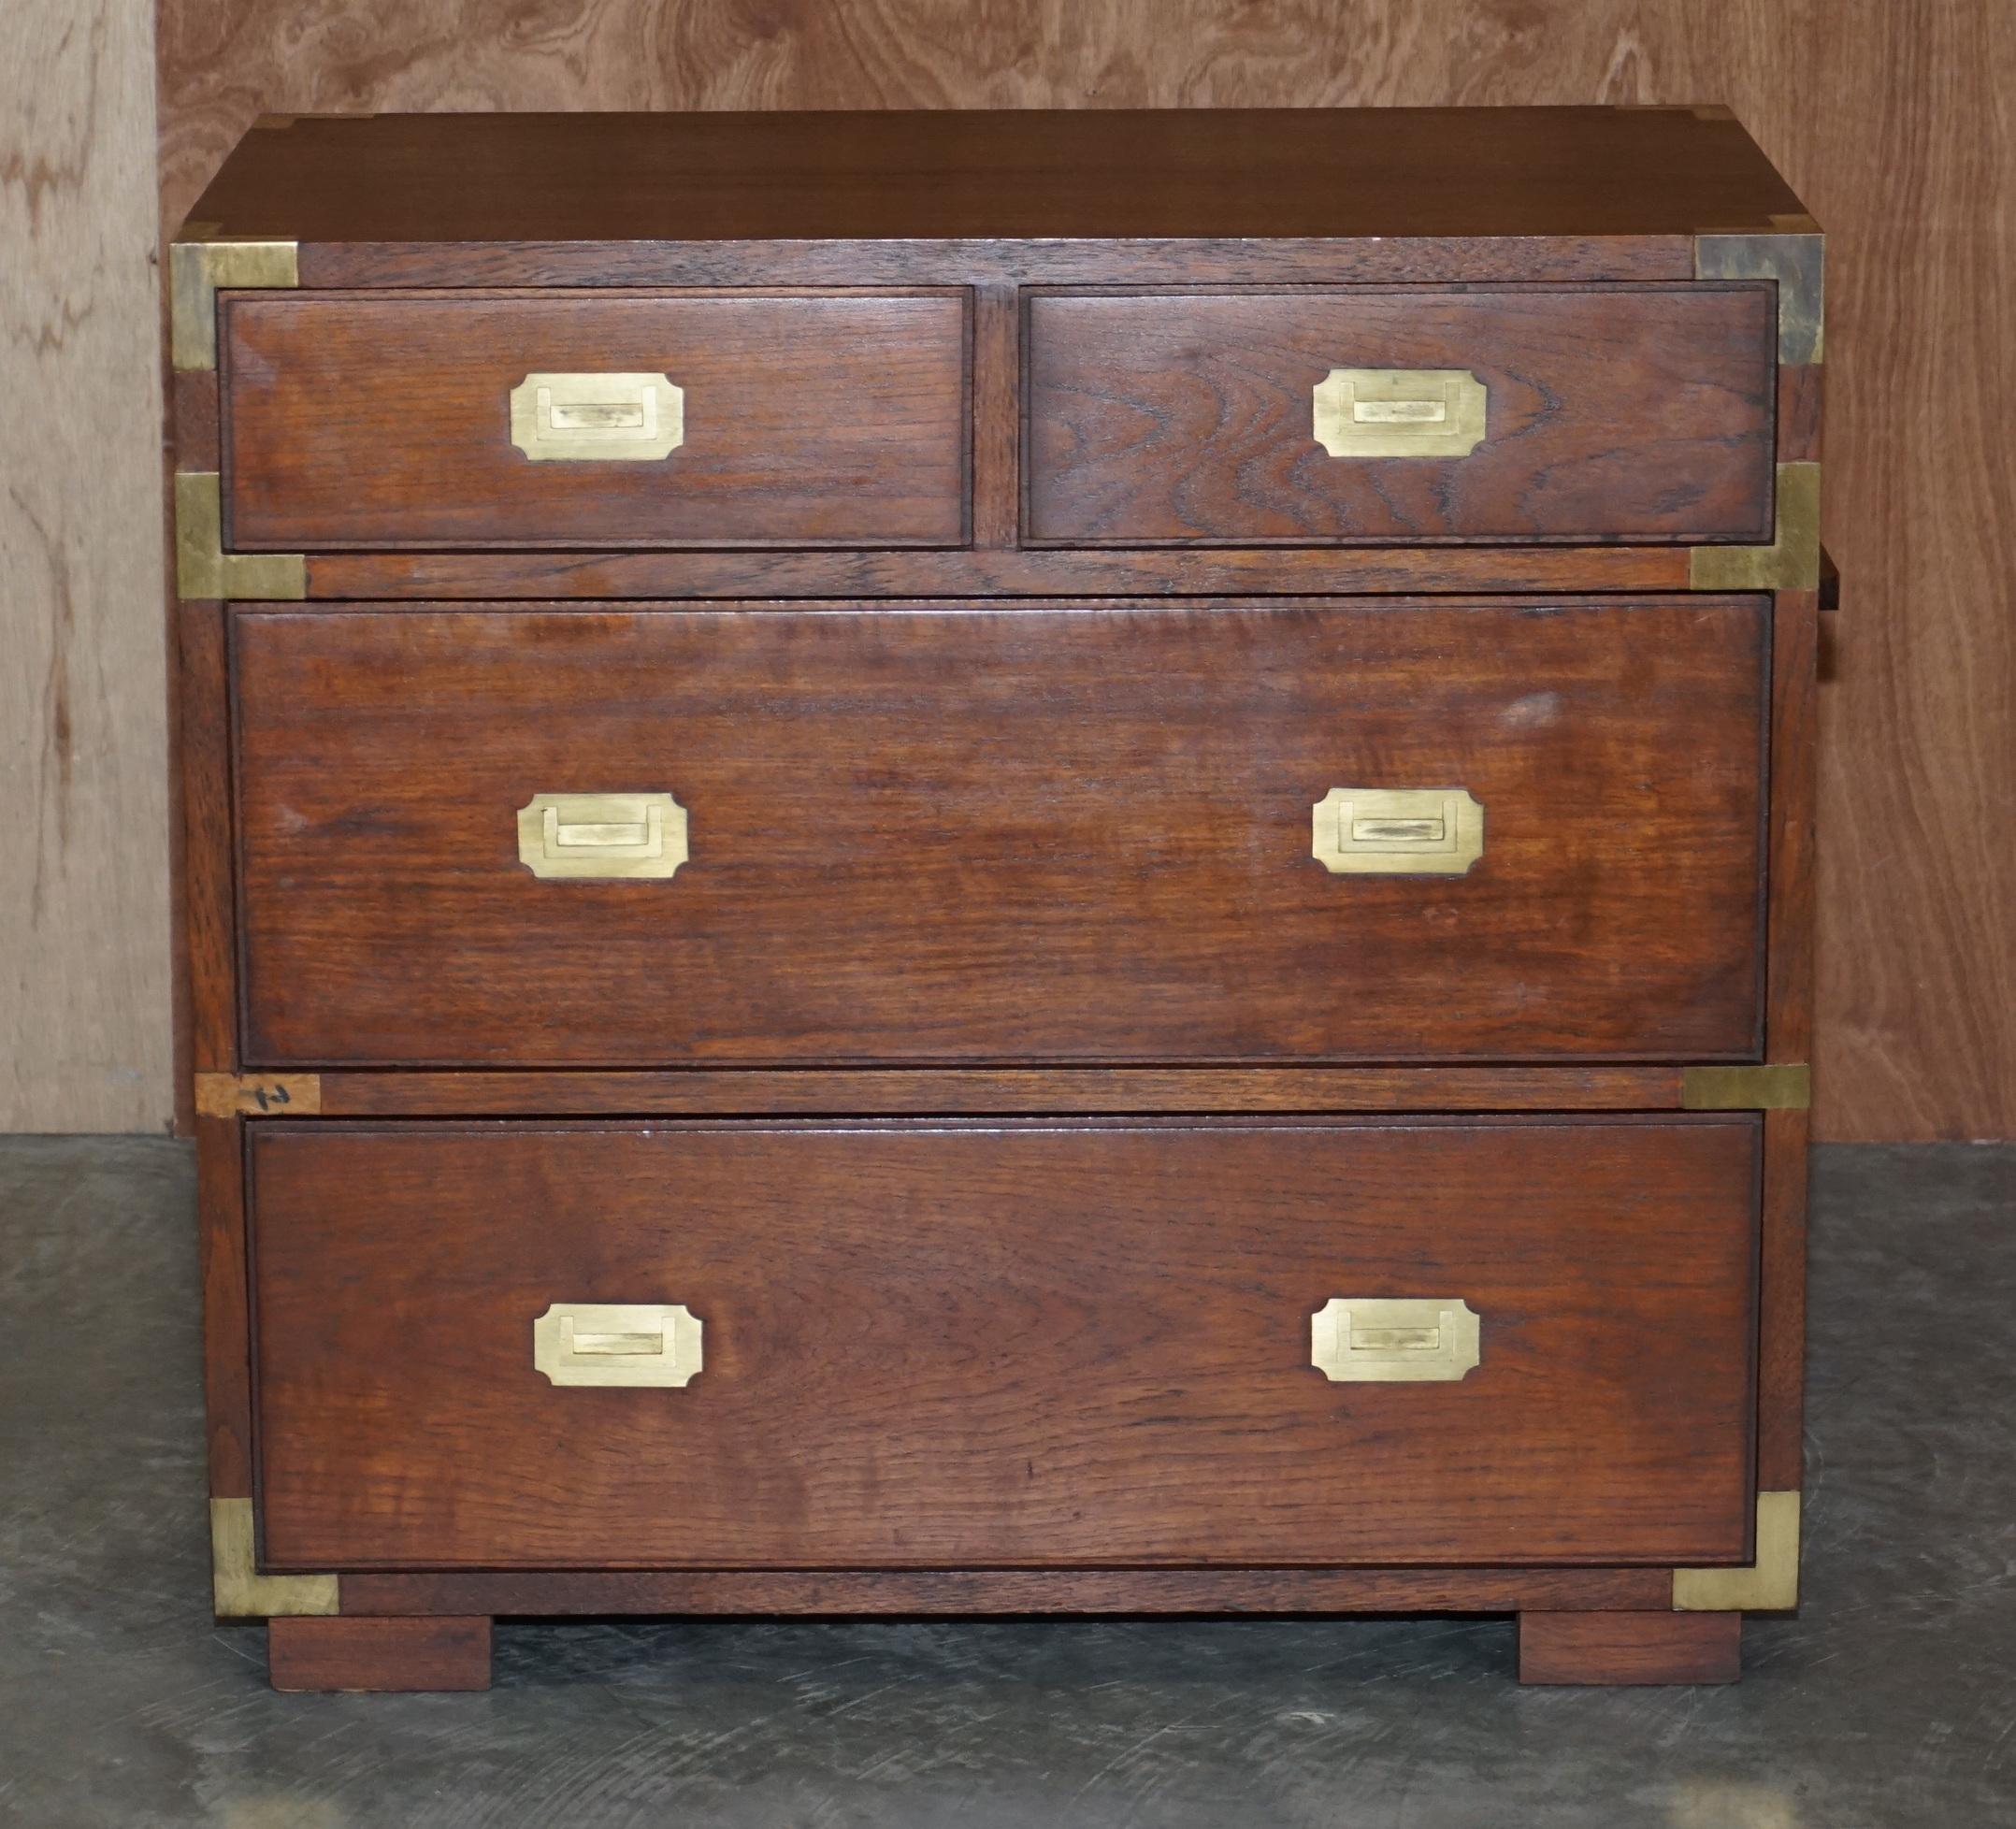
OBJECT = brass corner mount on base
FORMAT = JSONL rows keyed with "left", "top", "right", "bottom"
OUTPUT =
{"left": 174, "top": 472, "right": 305, "bottom": 602}
{"left": 1680, "top": 1063, "right": 1811, "bottom": 1111}
{"left": 1691, "top": 462, "right": 1820, "bottom": 593}
{"left": 169, "top": 225, "right": 297, "bottom": 372}
{"left": 1673, "top": 1491, "right": 1801, "bottom": 1611}
{"left": 210, "top": 1498, "right": 339, "bottom": 1620}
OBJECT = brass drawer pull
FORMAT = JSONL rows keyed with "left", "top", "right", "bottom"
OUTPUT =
{"left": 1312, "top": 367, "right": 1487, "bottom": 458}
{"left": 516, "top": 792, "right": 688, "bottom": 880}
{"left": 1312, "top": 786, "right": 1484, "bottom": 876}
{"left": 533, "top": 1303, "right": 703, "bottom": 1388}
{"left": 510, "top": 371, "right": 684, "bottom": 462}
{"left": 1311, "top": 1298, "right": 1480, "bottom": 1383}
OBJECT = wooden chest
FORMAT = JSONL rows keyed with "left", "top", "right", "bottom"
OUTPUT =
{"left": 171, "top": 108, "right": 1823, "bottom": 1692}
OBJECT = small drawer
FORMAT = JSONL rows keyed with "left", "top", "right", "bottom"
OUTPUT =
{"left": 1025, "top": 285, "right": 1777, "bottom": 544}
{"left": 231, "top": 596, "right": 1768, "bottom": 1068}
{"left": 220, "top": 290, "right": 969, "bottom": 549}
{"left": 250, "top": 1116, "right": 1760, "bottom": 1571}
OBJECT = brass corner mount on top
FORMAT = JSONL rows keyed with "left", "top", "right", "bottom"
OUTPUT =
{"left": 172, "top": 227, "right": 305, "bottom": 601}
{"left": 169, "top": 223, "right": 297, "bottom": 372}
{"left": 1689, "top": 221, "right": 1823, "bottom": 594}
{"left": 1694, "top": 217, "right": 1824, "bottom": 366}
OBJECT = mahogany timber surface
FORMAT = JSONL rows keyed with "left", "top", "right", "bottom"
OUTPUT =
{"left": 180, "top": 110, "right": 1807, "bottom": 246}
{"left": 195, "top": 1116, "right": 252, "bottom": 1498}
{"left": 341, "top": 1565, "right": 1674, "bottom": 1619}
{"left": 266, "top": 1616, "right": 493, "bottom": 1692}
{"left": 1517, "top": 1610, "right": 1742, "bottom": 1686}
{"left": 230, "top": 598, "right": 1768, "bottom": 1069}
{"left": 312, "top": 1065, "right": 1690, "bottom": 1117}
{"left": 249, "top": 1117, "right": 1760, "bottom": 1571}
{"left": 302, "top": 544, "right": 1695, "bottom": 602}
{"left": 1027, "top": 286, "right": 1776, "bottom": 545}
{"left": 222, "top": 291, "right": 968, "bottom": 550}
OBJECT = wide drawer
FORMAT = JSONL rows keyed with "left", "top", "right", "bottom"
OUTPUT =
{"left": 1025, "top": 286, "right": 1777, "bottom": 544}
{"left": 232, "top": 597, "right": 1767, "bottom": 1067}
{"left": 220, "top": 290, "right": 969, "bottom": 548}
{"left": 251, "top": 1117, "right": 1760, "bottom": 1570}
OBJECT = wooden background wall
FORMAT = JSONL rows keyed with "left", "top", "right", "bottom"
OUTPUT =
{"left": 7, "top": 0, "right": 2010, "bottom": 1136}
{"left": 4, "top": 0, "right": 172, "bottom": 1133}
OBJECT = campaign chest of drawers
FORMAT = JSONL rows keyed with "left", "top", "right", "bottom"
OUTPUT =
{"left": 170, "top": 108, "right": 1824, "bottom": 1692}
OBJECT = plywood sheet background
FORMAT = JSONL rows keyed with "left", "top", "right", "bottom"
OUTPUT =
{"left": 41, "top": 0, "right": 2000, "bottom": 1138}
{"left": 2, "top": 0, "right": 172, "bottom": 1132}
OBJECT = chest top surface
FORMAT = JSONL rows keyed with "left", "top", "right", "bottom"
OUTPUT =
{"left": 183, "top": 107, "right": 1809, "bottom": 246}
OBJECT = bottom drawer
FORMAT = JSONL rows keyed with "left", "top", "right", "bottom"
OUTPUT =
{"left": 250, "top": 1116, "right": 1759, "bottom": 1571}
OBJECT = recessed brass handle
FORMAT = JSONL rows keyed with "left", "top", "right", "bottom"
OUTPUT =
{"left": 1312, "top": 786, "right": 1484, "bottom": 876}
{"left": 1312, "top": 368, "right": 1487, "bottom": 458}
{"left": 516, "top": 792, "right": 687, "bottom": 881}
{"left": 510, "top": 372, "right": 684, "bottom": 462}
{"left": 1311, "top": 1298, "right": 1480, "bottom": 1383}
{"left": 533, "top": 1303, "right": 703, "bottom": 1388}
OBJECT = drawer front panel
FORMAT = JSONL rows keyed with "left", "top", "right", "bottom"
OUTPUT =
{"left": 232, "top": 598, "right": 1767, "bottom": 1067}
{"left": 1026, "top": 286, "right": 1776, "bottom": 544}
{"left": 252, "top": 1117, "right": 1760, "bottom": 1571}
{"left": 221, "top": 291, "right": 968, "bottom": 549}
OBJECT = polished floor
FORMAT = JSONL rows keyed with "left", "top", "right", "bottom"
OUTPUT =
{"left": 1, "top": 1138, "right": 2011, "bottom": 1828}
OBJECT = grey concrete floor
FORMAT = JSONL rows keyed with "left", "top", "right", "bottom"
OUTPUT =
{"left": 1, "top": 1138, "right": 2012, "bottom": 1828}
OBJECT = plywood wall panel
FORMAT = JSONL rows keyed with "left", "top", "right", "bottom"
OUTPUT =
{"left": 137, "top": 0, "right": 2016, "bottom": 1139}
{"left": 2, "top": 0, "right": 172, "bottom": 1131}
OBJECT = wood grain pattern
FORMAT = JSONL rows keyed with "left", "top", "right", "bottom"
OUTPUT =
{"left": 302, "top": 543, "right": 1694, "bottom": 601}
{"left": 342, "top": 1565, "right": 1673, "bottom": 1618}
{"left": 0, "top": 0, "right": 172, "bottom": 1131}
{"left": 222, "top": 290, "right": 969, "bottom": 550}
{"left": 292, "top": 236, "right": 1694, "bottom": 292}
{"left": 1777, "top": 1, "right": 2016, "bottom": 1140}
{"left": 230, "top": 598, "right": 1768, "bottom": 1068}
{"left": 169, "top": 109, "right": 1805, "bottom": 246}
{"left": 311, "top": 1065, "right": 1692, "bottom": 1116}
{"left": 1026, "top": 286, "right": 1776, "bottom": 544}
{"left": 249, "top": 1117, "right": 1760, "bottom": 1571}
{"left": 174, "top": 599, "right": 234, "bottom": 1076}
{"left": 266, "top": 1615, "right": 492, "bottom": 1692}
{"left": 194, "top": 1114, "right": 252, "bottom": 1496}
{"left": 1518, "top": 1610, "right": 1741, "bottom": 1685}
{"left": 148, "top": 6, "right": 2016, "bottom": 1142}
{"left": 1757, "top": 1106, "right": 1810, "bottom": 1490}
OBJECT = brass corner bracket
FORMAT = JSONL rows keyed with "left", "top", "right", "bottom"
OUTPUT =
{"left": 194, "top": 1073, "right": 322, "bottom": 1119}
{"left": 1680, "top": 1063, "right": 1812, "bottom": 1112}
{"left": 1691, "top": 462, "right": 1820, "bottom": 593}
{"left": 175, "top": 472, "right": 306, "bottom": 601}
{"left": 170, "top": 227, "right": 297, "bottom": 372}
{"left": 1673, "top": 1490, "right": 1801, "bottom": 1611}
{"left": 210, "top": 1498, "right": 339, "bottom": 1619}
{"left": 1695, "top": 223, "right": 1824, "bottom": 366}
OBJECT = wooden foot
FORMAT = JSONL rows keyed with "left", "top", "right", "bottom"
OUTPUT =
{"left": 1518, "top": 1610, "right": 1741, "bottom": 1686}
{"left": 267, "top": 1615, "right": 493, "bottom": 1692}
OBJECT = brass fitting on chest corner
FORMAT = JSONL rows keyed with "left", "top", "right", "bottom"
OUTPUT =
{"left": 1679, "top": 1063, "right": 1811, "bottom": 1111}
{"left": 1673, "top": 1491, "right": 1801, "bottom": 1611}
{"left": 1694, "top": 221, "right": 1823, "bottom": 366}
{"left": 211, "top": 1498, "right": 339, "bottom": 1619}
{"left": 1690, "top": 463, "right": 1820, "bottom": 593}
{"left": 170, "top": 227, "right": 297, "bottom": 372}
{"left": 175, "top": 473, "right": 305, "bottom": 602}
